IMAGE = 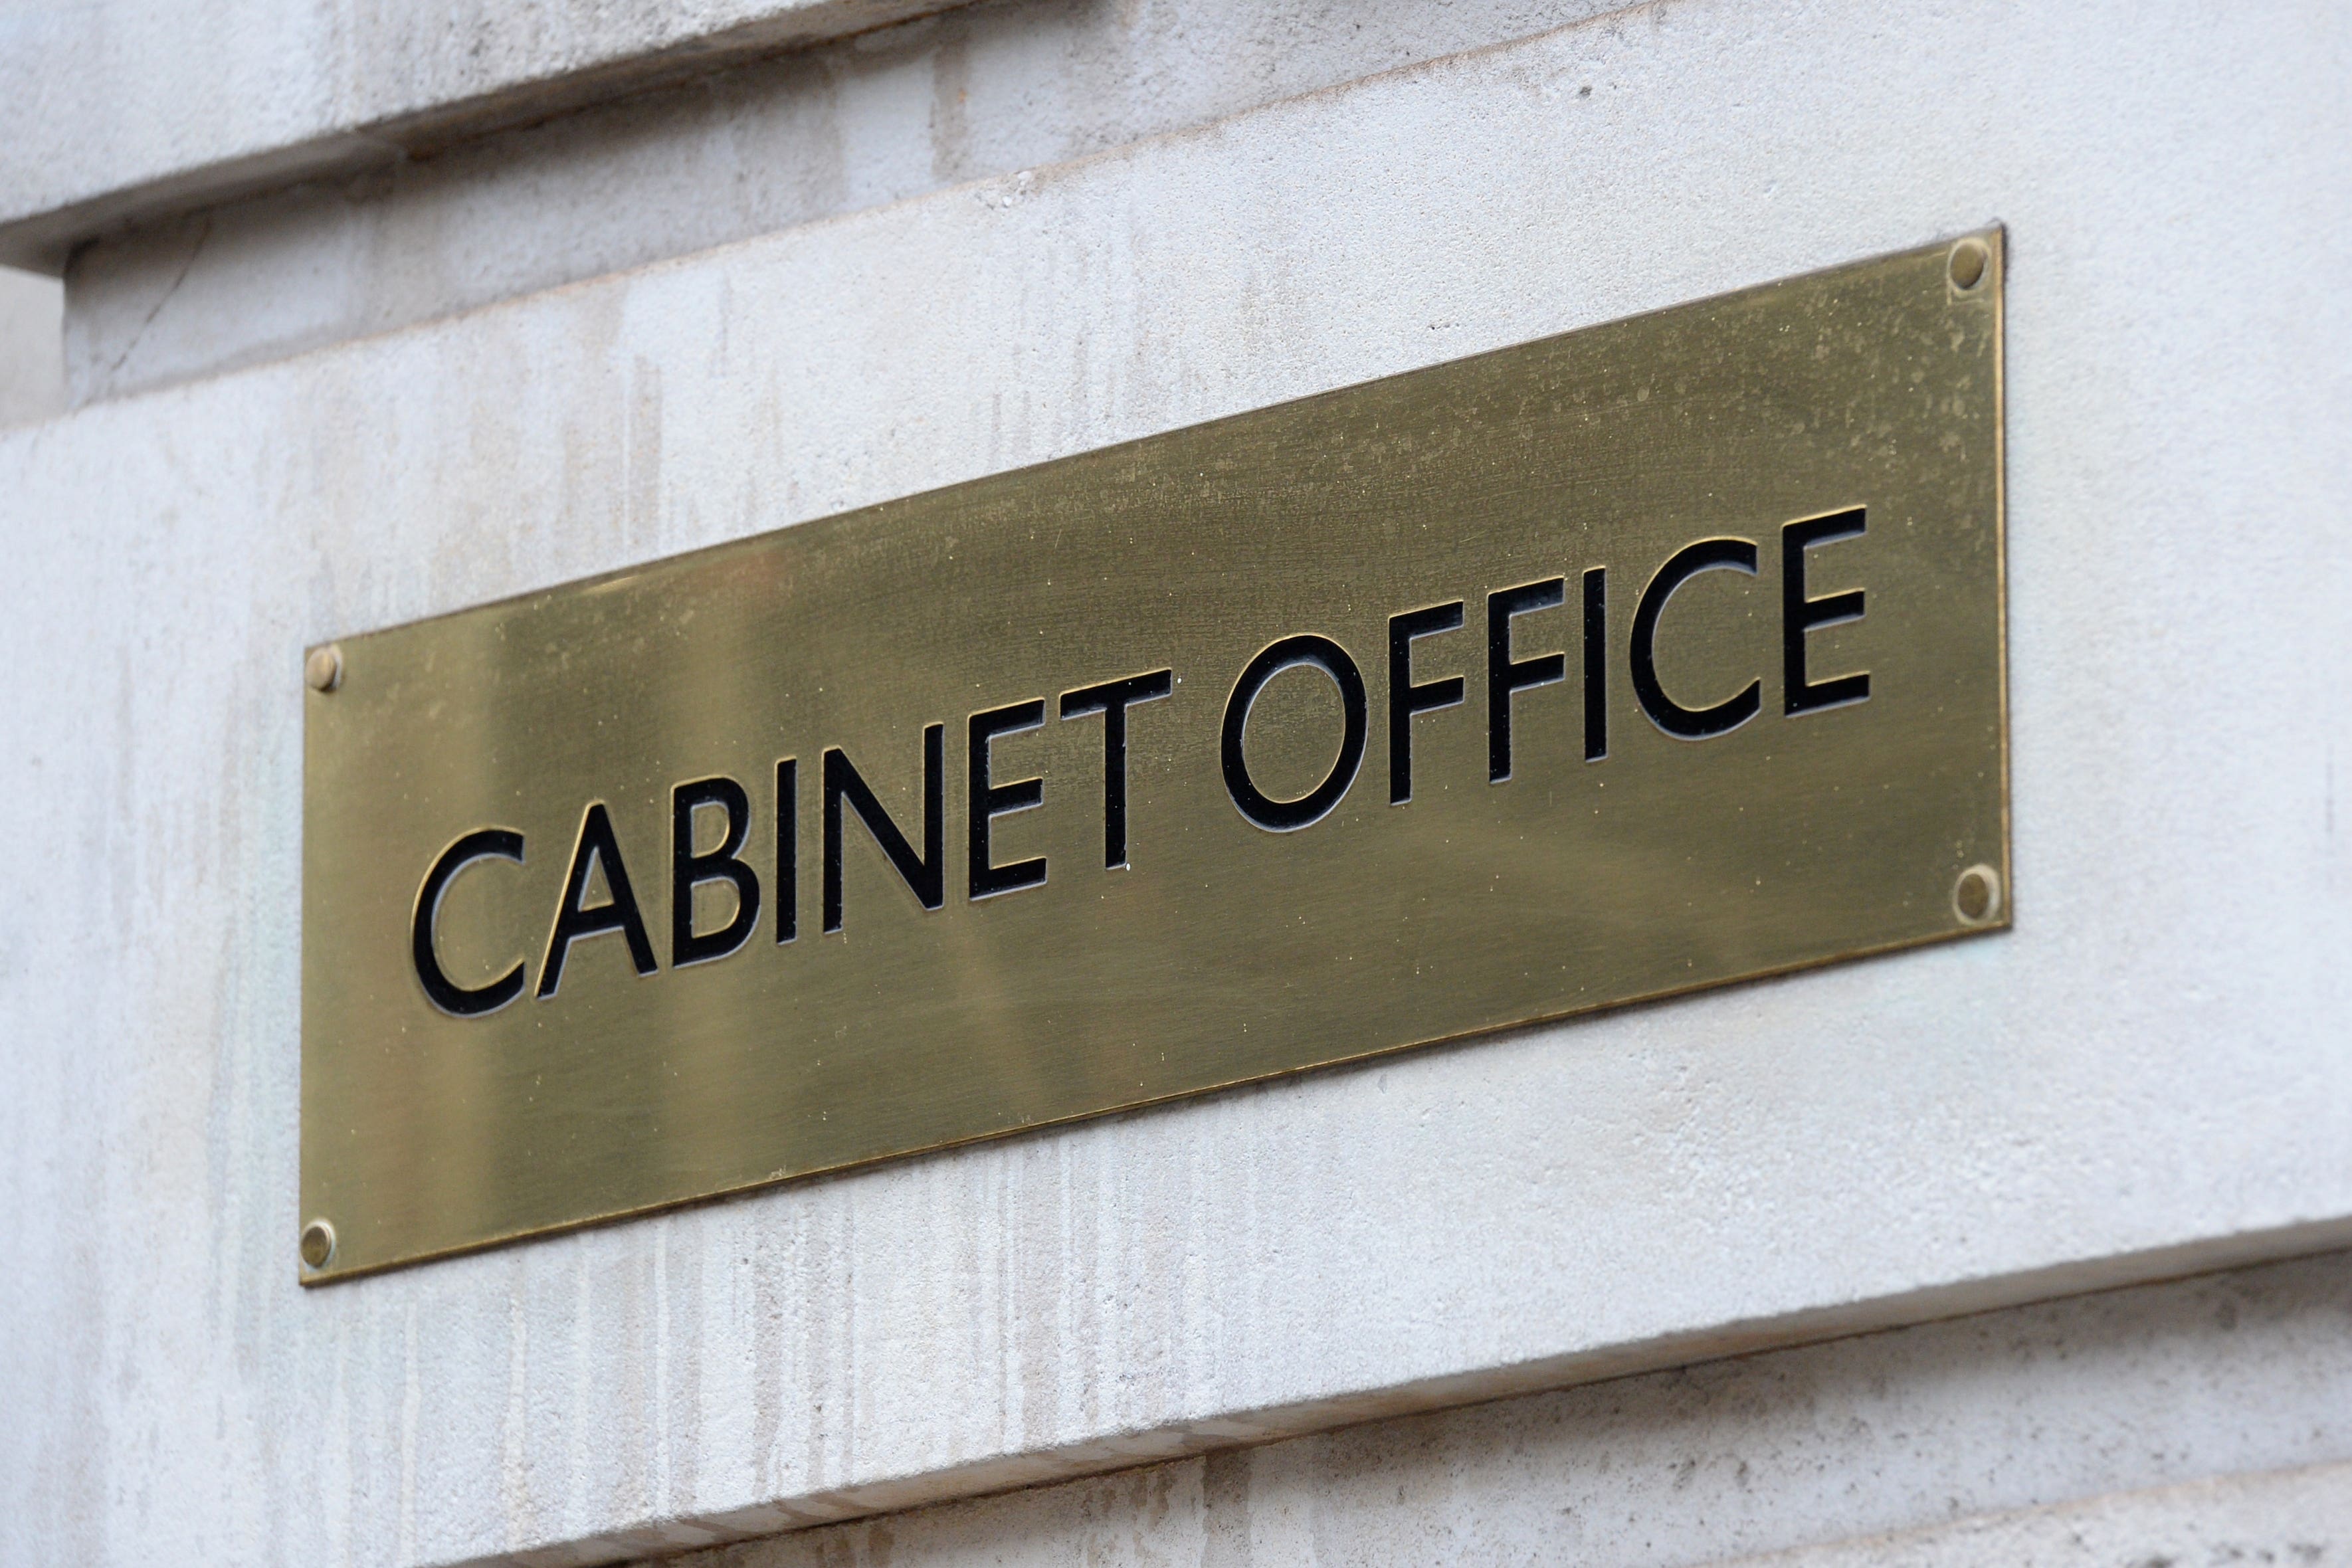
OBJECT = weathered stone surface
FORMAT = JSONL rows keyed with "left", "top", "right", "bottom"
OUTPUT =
{"left": 55, "top": 0, "right": 1621, "bottom": 404}
{"left": 1, "top": 1, "right": 2347, "bottom": 1563}
{"left": 0, "top": 266, "right": 62, "bottom": 425}
{"left": 0, "top": 0, "right": 974, "bottom": 270}
{"left": 658, "top": 1254, "right": 2352, "bottom": 1567}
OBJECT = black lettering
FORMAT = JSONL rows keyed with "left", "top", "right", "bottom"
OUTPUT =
{"left": 1222, "top": 634, "right": 1367, "bottom": 832}
{"left": 1058, "top": 669, "right": 1173, "bottom": 869}
{"left": 1630, "top": 538, "right": 1763, "bottom": 739}
{"left": 1486, "top": 579, "right": 1566, "bottom": 782}
{"left": 775, "top": 758, "right": 797, "bottom": 944}
{"left": 538, "top": 803, "right": 658, "bottom": 999}
{"left": 412, "top": 828, "right": 528, "bottom": 1017}
{"left": 670, "top": 775, "right": 760, "bottom": 967}
{"left": 1782, "top": 508, "right": 1870, "bottom": 715}
{"left": 1582, "top": 567, "right": 1608, "bottom": 762}
{"left": 823, "top": 727, "right": 946, "bottom": 933}
{"left": 1387, "top": 601, "right": 1464, "bottom": 804}
{"left": 969, "top": 700, "right": 1048, "bottom": 900}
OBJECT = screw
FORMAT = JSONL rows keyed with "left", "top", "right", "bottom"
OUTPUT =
{"left": 300, "top": 1219, "right": 338, "bottom": 1270}
{"left": 304, "top": 644, "right": 343, "bottom": 692}
{"left": 1948, "top": 237, "right": 1990, "bottom": 293}
{"left": 1953, "top": 864, "right": 2002, "bottom": 924}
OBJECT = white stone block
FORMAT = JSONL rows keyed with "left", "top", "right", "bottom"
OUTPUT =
{"left": 0, "top": 265, "right": 62, "bottom": 425}
{"left": 652, "top": 1255, "right": 2352, "bottom": 1567}
{"left": 0, "top": 0, "right": 976, "bottom": 270}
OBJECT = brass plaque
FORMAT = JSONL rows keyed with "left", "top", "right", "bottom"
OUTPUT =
{"left": 302, "top": 233, "right": 2007, "bottom": 1281}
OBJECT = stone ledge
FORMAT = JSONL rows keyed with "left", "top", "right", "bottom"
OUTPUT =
{"left": 613, "top": 1250, "right": 2352, "bottom": 1568}
{"left": 0, "top": 0, "right": 972, "bottom": 272}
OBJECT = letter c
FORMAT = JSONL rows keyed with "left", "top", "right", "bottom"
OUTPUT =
{"left": 412, "top": 829, "right": 528, "bottom": 1017}
{"left": 1629, "top": 538, "right": 1763, "bottom": 739}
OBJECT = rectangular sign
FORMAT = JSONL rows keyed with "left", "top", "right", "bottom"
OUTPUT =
{"left": 301, "top": 233, "right": 2007, "bottom": 1281}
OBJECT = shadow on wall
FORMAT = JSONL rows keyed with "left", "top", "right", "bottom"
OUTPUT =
{"left": 0, "top": 266, "right": 64, "bottom": 427}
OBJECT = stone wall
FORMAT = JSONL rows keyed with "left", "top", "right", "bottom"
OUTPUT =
{"left": 668, "top": 1251, "right": 2352, "bottom": 1565}
{"left": 2, "top": 2, "right": 2346, "bottom": 1564}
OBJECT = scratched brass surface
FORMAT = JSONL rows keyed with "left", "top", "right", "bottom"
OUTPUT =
{"left": 302, "top": 233, "right": 2007, "bottom": 1281}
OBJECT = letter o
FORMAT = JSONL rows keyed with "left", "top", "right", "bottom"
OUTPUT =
{"left": 1221, "top": 635, "right": 1369, "bottom": 832}
{"left": 412, "top": 828, "right": 529, "bottom": 1017}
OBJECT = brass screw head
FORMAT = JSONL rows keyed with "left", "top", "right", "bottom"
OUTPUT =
{"left": 1948, "top": 238, "right": 1990, "bottom": 293}
{"left": 1953, "top": 864, "right": 2003, "bottom": 924}
{"left": 299, "top": 1219, "right": 337, "bottom": 1270}
{"left": 304, "top": 645, "right": 343, "bottom": 693}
